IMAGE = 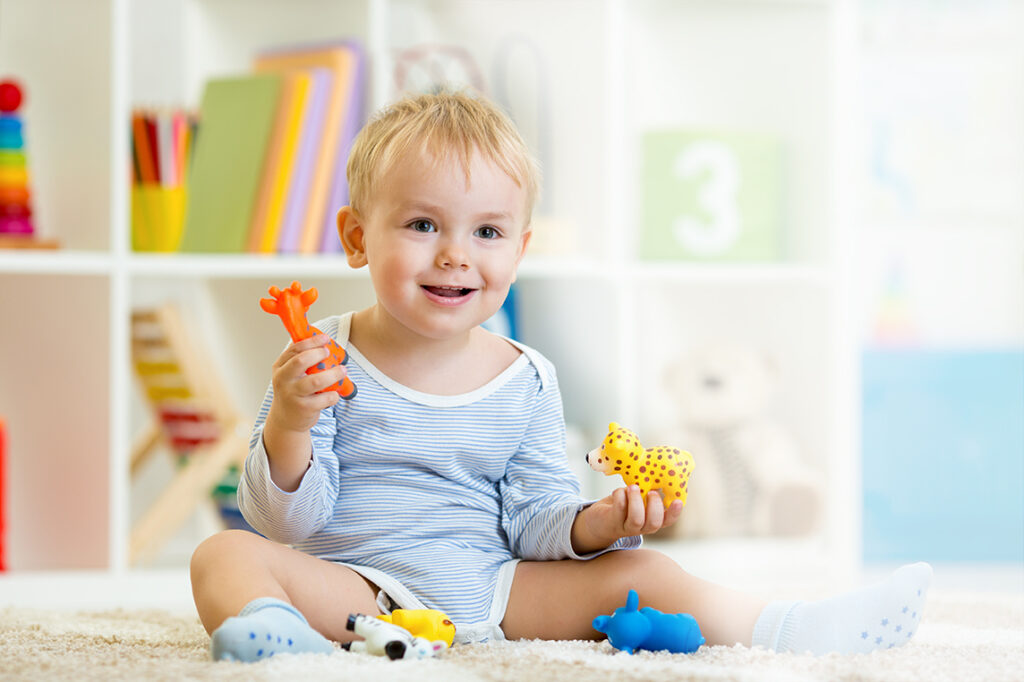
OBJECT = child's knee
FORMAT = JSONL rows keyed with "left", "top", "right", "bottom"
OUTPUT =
{"left": 600, "top": 549, "right": 683, "bottom": 595}
{"left": 191, "top": 529, "right": 262, "bottom": 576}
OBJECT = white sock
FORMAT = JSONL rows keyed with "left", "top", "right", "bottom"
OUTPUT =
{"left": 751, "top": 562, "right": 933, "bottom": 656}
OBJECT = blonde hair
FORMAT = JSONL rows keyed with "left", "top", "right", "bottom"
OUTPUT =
{"left": 346, "top": 90, "right": 541, "bottom": 219}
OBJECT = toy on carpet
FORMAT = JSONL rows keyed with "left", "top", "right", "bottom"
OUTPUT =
{"left": 378, "top": 609, "right": 456, "bottom": 648}
{"left": 0, "top": 79, "right": 36, "bottom": 238}
{"left": 593, "top": 589, "right": 704, "bottom": 655}
{"left": 586, "top": 422, "right": 695, "bottom": 509}
{"left": 343, "top": 613, "right": 449, "bottom": 660}
{"left": 260, "top": 281, "right": 357, "bottom": 399}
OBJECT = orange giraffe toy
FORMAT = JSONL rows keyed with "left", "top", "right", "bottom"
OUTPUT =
{"left": 260, "top": 281, "right": 357, "bottom": 400}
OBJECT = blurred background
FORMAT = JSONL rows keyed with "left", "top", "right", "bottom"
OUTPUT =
{"left": 0, "top": 0, "right": 1020, "bottom": 604}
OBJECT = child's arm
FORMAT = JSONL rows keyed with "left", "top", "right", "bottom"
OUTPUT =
{"left": 262, "top": 333, "right": 346, "bottom": 491}
{"left": 499, "top": 358, "right": 643, "bottom": 561}
{"left": 569, "top": 485, "right": 684, "bottom": 555}
{"left": 238, "top": 325, "right": 347, "bottom": 543}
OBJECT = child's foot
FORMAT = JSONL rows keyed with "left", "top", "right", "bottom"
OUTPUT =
{"left": 752, "top": 562, "right": 933, "bottom": 656}
{"left": 210, "top": 597, "right": 335, "bottom": 661}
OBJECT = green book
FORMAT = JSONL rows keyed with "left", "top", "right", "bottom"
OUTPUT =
{"left": 180, "top": 74, "right": 282, "bottom": 253}
{"left": 640, "top": 130, "right": 784, "bottom": 262}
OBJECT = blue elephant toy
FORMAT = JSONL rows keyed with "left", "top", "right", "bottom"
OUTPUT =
{"left": 592, "top": 589, "right": 705, "bottom": 655}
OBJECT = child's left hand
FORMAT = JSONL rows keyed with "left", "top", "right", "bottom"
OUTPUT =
{"left": 570, "top": 485, "right": 684, "bottom": 555}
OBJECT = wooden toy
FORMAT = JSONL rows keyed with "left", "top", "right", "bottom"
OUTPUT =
{"left": 129, "top": 305, "right": 249, "bottom": 566}
{"left": 593, "top": 589, "right": 704, "bottom": 655}
{"left": 260, "top": 281, "right": 357, "bottom": 399}
{"left": 0, "top": 81, "right": 22, "bottom": 112}
{"left": 586, "top": 422, "right": 695, "bottom": 509}
{"left": 0, "top": 79, "right": 35, "bottom": 240}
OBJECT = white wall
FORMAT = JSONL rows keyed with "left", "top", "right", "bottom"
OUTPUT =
{"left": 856, "top": 1, "right": 1024, "bottom": 349}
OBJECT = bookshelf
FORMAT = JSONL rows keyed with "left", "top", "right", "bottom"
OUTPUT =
{"left": 0, "top": 0, "right": 859, "bottom": 585}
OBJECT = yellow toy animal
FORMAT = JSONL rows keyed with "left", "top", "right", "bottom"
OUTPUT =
{"left": 586, "top": 422, "right": 695, "bottom": 509}
{"left": 378, "top": 609, "right": 456, "bottom": 648}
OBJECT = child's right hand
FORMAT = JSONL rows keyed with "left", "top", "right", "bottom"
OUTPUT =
{"left": 266, "top": 334, "right": 346, "bottom": 434}
{"left": 570, "top": 485, "right": 684, "bottom": 555}
{"left": 262, "top": 334, "right": 347, "bottom": 491}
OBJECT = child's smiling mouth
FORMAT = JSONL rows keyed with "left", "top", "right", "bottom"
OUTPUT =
{"left": 421, "top": 285, "right": 477, "bottom": 304}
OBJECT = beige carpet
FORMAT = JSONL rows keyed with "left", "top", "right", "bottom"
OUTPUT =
{"left": 0, "top": 591, "right": 1021, "bottom": 681}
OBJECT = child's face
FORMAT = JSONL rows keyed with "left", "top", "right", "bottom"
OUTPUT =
{"left": 343, "top": 148, "right": 532, "bottom": 342}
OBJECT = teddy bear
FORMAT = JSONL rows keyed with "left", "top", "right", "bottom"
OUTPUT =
{"left": 652, "top": 344, "right": 822, "bottom": 538}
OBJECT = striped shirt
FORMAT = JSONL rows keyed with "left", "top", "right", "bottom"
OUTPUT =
{"left": 239, "top": 312, "right": 639, "bottom": 625}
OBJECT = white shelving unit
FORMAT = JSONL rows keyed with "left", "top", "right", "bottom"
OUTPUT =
{"left": 0, "top": 0, "right": 858, "bottom": 594}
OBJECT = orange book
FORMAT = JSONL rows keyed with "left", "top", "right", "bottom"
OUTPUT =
{"left": 247, "top": 72, "right": 300, "bottom": 252}
{"left": 258, "top": 72, "right": 311, "bottom": 252}
{"left": 254, "top": 44, "right": 358, "bottom": 253}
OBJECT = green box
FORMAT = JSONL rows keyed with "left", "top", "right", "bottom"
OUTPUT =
{"left": 641, "top": 130, "right": 784, "bottom": 262}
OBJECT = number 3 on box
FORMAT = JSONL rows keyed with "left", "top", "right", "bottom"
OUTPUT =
{"left": 671, "top": 140, "right": 741, "bottom": 256}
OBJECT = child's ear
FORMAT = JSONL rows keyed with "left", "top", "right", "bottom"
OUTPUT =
{"left": 510, "top": 227, "right": 532, "bottom": 283}
{"left": 517, "top": 228, "right": 532, "bottom": 262}
{"left": 338, "top": 206, "right": 368, "bottom": 268}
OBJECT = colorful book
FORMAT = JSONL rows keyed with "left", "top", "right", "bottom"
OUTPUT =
{"left": 179, "top": 74, "right": 282, "bottom": 253}
{"left": 319, "top": 42, "right": 366, "bottom": 253}
{"left": 262, "top": 72, "right": 310, "bottom": 252}
{"left": 247, "top": 71, "right": 311, "bottom": 253}
{"left": 278, "top": 68, "right": 331, "bottom": 253}
{"left": 253, "top": 43, "right": 360, "bottom": 254}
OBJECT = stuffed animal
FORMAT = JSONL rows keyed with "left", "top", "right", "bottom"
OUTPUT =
{"left": 592, "top": 589, "right": 704, "bottom": 655}
{"left": 342, "top": 613, "right": 448, "bottom": 660}
{"left": 586, "top": 423, "right": 695, "bottom": 509}
{"left": 655, "top": 344, "right": 822, "bottom": 537}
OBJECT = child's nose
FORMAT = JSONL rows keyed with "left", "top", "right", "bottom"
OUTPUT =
{"left": 436, "top": 240, "right": 470, "bottom": 270}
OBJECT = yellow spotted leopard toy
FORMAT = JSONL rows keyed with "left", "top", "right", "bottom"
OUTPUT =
{"left": 586, "top": 422, "right": 695, "bottom": 508}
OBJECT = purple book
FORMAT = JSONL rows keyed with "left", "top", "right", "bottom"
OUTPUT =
{"left": 319, "top": 42, "right": 366, "bottom": 253}
{"left": 277, "top": 68, "right": 332, "bottom": 253}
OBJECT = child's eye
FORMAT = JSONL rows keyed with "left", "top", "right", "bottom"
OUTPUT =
{"left": 409, "top": 220, "right": 436, "bottom": 233}
{"left": 475, "top": 226, "right": 501, "bottom": 240}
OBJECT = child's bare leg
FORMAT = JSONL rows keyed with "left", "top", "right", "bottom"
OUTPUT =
{"left": 190, "top": 529, "right": 380, "bottom": 659}
{"left": 501, "top": 548, "right": 765, "bottom": 647}
{"left": 503, "top": 549, "right": 933, "bottom": 656}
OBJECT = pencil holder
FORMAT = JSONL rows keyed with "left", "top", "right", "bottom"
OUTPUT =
{"left": 132, "top": 184, "right": 186, "bottom": 252}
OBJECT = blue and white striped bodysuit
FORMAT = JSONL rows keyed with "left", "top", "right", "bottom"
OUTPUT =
{"left": 239, "top": 312, "right": 639, "bottom": 643}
